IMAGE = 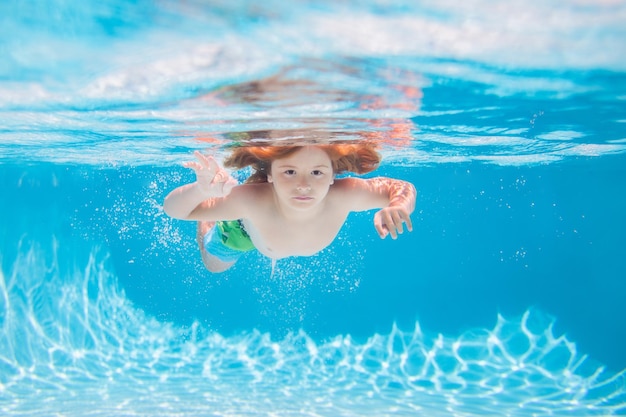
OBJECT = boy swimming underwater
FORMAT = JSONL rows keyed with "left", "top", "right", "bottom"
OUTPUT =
{"left": 163, "top": 142, "right": 417, "bottom": 272}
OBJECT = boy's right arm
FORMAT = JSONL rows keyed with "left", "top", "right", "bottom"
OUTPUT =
{"left": 163, "top": 151, "right": 239, "bottom": 220}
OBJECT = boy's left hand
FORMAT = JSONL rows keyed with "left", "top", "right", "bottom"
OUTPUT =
{"left": 374, "top": 207, "right": 413, "bottom": 239}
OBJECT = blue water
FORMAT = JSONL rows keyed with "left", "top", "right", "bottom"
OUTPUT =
{"left": 2, "top": 0, "right": 626, "bottom": 415}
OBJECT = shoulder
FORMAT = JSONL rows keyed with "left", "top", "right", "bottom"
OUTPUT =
{"left": 332, "top": 177, "right": 367, "bottom": 192}
{"left": 329, "top": 177, "right": 389, "bottom": 211}
{"left": 195, "top": 182, "right": 273, "bottom": 221}
{"left": 332, "top": 176, "right": 382, "bottom": 193}
{"left": 230, "top": 182, "right": 272, "bottom": 204}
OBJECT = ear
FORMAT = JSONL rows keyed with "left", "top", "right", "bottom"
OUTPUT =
{"left": 330, "top": 174, "right": 335, "bottom": 185}
{"left": 267, "top": 174, "right": 273, "bottom": 183}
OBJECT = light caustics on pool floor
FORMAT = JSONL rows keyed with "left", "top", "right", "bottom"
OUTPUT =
{"left": 0, "top": 239, "right": 625, "bottom": 416}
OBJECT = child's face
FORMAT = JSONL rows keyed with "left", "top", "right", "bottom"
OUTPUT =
{"left": 268, "top": 146, "right": 335, "bottom": 211}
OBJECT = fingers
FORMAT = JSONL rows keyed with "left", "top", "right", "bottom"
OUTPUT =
{"left": 375, "top": 211, "right": 394, "bottom": 239}
{"left": 383, "top": 211, "right": 403, "bottom": 239}
{"left": 374, "top": 220, "right": 388, "bottom": 239}
{"left": 404, "top": 216, "right": 413, "bottom": 233}
{"left": 221, "top": 176, "right": 238, "bottom": 195}
{"left": 193, "top": 151, "right": 220, "bottom": 173}
{"left": 181, "top": 151, "right": 237, "bottom": 197}
{"left": 375, "top": 209, "right": 413, "bottom": 240}
{"left": 185, "top": 152, "right": 228, "bottom": 183}
{"left": 182, "top": 161, "right": 201, "bottom": 171}
{"left": 184, "top": 152, "right": 213, "bottom": 173}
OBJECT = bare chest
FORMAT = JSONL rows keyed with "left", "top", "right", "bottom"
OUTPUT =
{"left": 242, "top": 214, "right": 347, "bottom": 259}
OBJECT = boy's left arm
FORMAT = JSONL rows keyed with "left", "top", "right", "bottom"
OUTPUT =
{"left": 336, "top": 177, "right": 417, "bottom": 239}
{"left": 369, "top": 177, "right": 417, "bottom": 239}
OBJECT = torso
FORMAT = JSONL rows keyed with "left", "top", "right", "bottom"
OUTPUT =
{"left": 240, "top": 185, "right": 350, "bottom": 259}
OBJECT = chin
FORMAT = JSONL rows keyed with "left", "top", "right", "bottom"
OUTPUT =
{"left": 289, "top": 199, "right": 317, "bottom": 209}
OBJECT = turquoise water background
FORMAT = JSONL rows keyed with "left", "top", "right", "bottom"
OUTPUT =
{"left": 1, "top": 0, "right": 626, "bottom": 415}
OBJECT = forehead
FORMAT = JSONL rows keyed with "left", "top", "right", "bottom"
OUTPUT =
{"left": 272, "top": 146, "right": 331, "bottom": 166}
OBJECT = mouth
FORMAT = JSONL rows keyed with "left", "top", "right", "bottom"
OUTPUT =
{"left": 293, "top": 196, "right": 313, "bottom": 201}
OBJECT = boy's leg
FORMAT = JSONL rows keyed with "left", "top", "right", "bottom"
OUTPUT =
{"left": 196, "top": 221, "right": 236, "bottom": 273}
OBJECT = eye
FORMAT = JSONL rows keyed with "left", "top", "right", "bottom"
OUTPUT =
{"left": 311, "top": 170, "right": 324, "bottom": 176}
{"left": 284, "top": 169, "right": 296, "bottom": 175}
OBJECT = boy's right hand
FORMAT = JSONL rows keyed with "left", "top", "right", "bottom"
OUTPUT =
{"left": 183, "top": 151, "right": 238, "bottom": 198}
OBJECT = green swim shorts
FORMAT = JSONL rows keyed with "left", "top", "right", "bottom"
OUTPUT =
{"left": 203, "top": 220, "right": 255, "bottom": 263}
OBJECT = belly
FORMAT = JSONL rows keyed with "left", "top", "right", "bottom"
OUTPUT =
{"left": 242, "top": 219, "right": 340, "bottom": 259}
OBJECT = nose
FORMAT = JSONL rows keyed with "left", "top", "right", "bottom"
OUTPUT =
{"left": 296, "top": 178, "right": 311, "bottom": 192}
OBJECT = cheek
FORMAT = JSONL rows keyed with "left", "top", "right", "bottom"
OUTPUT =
{"left": 315, "top": 178, "right": 333, "bottom": 193}
{"left": 272, "top": 179, "right": 291, "bottom": 194}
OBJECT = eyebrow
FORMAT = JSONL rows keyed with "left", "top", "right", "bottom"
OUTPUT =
{"left": 276, "top": 163, "right": 331, "bottom": 168}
